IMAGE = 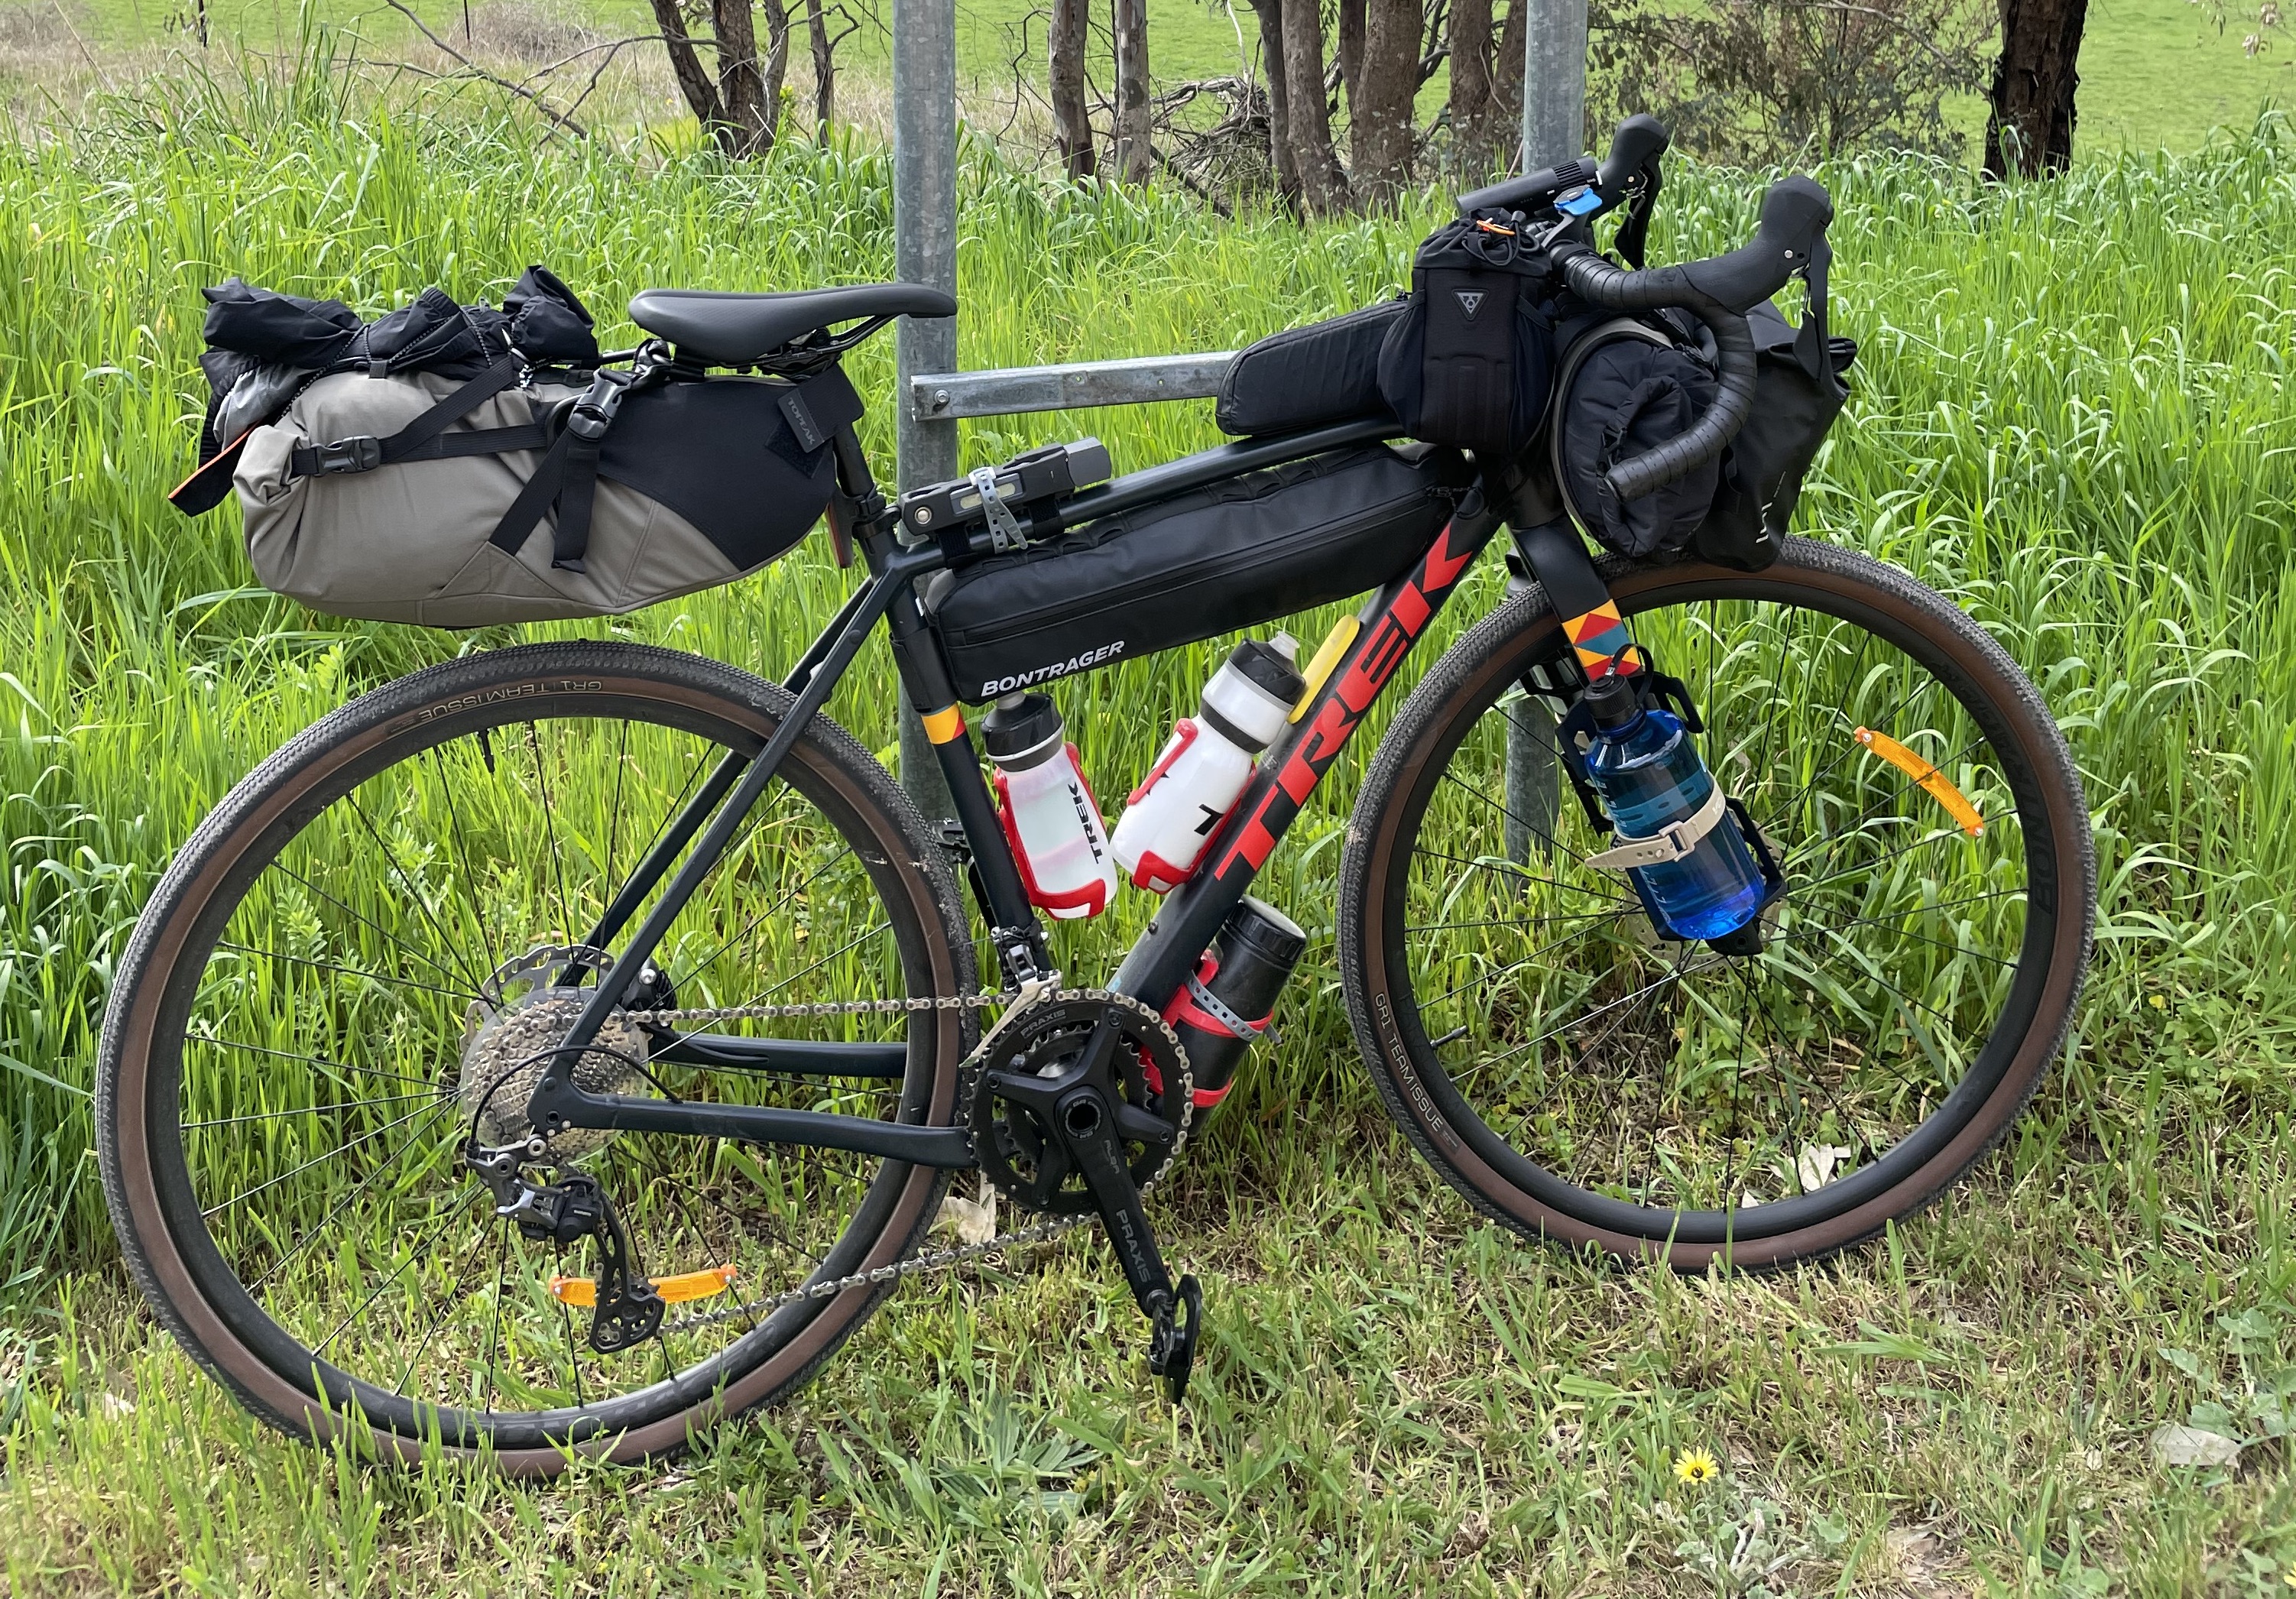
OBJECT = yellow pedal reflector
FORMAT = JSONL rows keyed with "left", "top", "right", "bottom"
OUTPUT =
{"left": 1854, "top": 728, "right": 1984, "bottom": 837}
{"left": 549, "top": 1265, "right": 737, "bottom": 1309}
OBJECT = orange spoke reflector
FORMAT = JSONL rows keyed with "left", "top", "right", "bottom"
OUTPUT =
{"left": 1853, "top": 728, "right": 1984, "bottom": 837}
{"left": 549, "top": 1265, "right": 737, "bottom": 1309}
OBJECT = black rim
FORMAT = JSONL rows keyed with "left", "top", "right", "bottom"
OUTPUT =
{"left": 138, "top": 657, "right": 957, "bottom": 1449}
{"left": 1377, "top": 559, "right": 2064, "bottom": 1244}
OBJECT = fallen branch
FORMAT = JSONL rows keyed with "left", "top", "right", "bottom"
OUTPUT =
{"left": 386, "top": 0, "right": 589, "bottom": 137}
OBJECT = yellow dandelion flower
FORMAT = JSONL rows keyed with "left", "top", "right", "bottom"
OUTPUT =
{"left": 1673, "top": 1448, "right": 1720, "bottom": 1485}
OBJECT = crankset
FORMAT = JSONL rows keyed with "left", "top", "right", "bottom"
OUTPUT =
{"left": 970, "top": 992, "right": 1203, "bottom": 1400}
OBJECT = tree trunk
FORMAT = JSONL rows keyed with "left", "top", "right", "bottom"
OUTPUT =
{"left": 806, "top": 0, "right": 834, "bottom": 131}
{"left": 1984, "top": 0, "right": 2087, "bottom": 177}
{"left": 1112, "top": 0, "right": 1153, "bottom": 183}
{"left": 1339, "top": 0, "right": 1366, "bottom": 109}
{"left": 711, "top": 0, "right": 790, "bottom": 157}
{"left": 1280, "top": 0, "right": 1351, "bottom": 212}
{"left": 649, "top": 0, "right": 730, "bottom": 146}
{"left": 1248, "top": 0, "right": 1301, "bottom": 201}
{"left": 1493, "top": 0, "right": 1524, "bottom": 157}
{"left": 1352, "top": 0, "right": 1418, "bottom": 207}
{"left": 1050, "top": 0, "right": 1097, "bottom": 177}
{"left": 1447, "top": 0, "right": 1497, "bottom": 178}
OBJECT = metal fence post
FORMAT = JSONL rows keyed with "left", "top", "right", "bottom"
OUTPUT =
{"left": 1522, "top": 0, "right": 1588, "bottom": 167}
{"left": 892, "top": 0, "right": 961, "bottom": 825}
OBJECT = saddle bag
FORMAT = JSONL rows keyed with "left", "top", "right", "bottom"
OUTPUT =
{"left": 1214, "top": 299, "right": 1405, "bottom": 437}
{"left": 233, "top": 364, "right": 859, "bottom": 626}
{"left": 1377, "top": 216, "right": 1557, "bottom": 460}
{"left": 174, "top": 269, "right": 861, "bottom": 627}
{"left": 926, "top": 445, "right": 1470, "bottom": 702}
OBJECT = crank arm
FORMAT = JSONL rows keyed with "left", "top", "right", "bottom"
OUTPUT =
{"left": 1058, "top": 1082, "right": 1204, "bottom": 1401}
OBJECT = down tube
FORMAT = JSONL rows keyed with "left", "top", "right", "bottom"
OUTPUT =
{"left": 1111, "top": 501, "right": 1503, "bottom": 1008}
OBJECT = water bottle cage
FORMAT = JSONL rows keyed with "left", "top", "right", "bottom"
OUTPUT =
{"left": 1582, "top": 781, "right": 1730, "bottom": 871}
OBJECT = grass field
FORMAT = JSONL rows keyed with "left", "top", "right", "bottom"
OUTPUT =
{"left": 4, "top": 44, "right": 2296, "bottom": 1597}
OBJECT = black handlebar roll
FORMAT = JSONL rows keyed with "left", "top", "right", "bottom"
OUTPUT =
{"left": 1552, "top": 174, "right": 1835, "bottom": 505}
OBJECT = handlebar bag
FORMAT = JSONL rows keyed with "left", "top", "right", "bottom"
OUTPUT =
{"left": 1376, "top": 217, "right": 1556, "bottom": 459}
{"left": 1552, "top": 315, "right": 1723, "bottom": 557}
{"left": 230, "top": 364, "right": 861, "bottom": 627}
{"left": 1689, "top": 300, "right": 1857, "bottom": 571}
{"left": 1215, "top": 299, "right": 1404, "bottom": 436}
{"left": 925, "top": 445, "right": 1471, "bottom": 702}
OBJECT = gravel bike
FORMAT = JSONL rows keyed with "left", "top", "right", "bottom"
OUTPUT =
{"left": 97, "top": 122, "right": 2094, "bottom": 1472}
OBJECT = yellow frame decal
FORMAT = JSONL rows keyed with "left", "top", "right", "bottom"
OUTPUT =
{"left": 920, "top": 705, "right": 966, "bottom": 744}
{"left": 550, "top": 1264, "right": 738, "bottom": 1308}
{"left": 1854, "top": 727, "right": 1984, "bottom": 837}
{"left": 1292, "top": 615, "right": 1360, "bottom": 722}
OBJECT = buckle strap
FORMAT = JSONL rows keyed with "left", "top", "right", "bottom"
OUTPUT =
{"left": 290, "top": 420, "right": 552, "bottom": 478}
{"left": 1584, "top": 780, "right": 1730, "bottom": 871}
{"left": 287, "top": 352, "right": 530, "bottom": 481}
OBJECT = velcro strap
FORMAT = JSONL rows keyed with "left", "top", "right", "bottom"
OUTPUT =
{"left": 1584, "top": 780, "right": 1731, "bottom": 871}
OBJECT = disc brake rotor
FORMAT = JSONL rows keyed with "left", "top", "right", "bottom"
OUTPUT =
{"left": 459, "top": 944, "right": 649, "bottom": 1157}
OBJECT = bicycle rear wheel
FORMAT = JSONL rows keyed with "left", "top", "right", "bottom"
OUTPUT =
{"left": 97, "top": 641, "right": 976, "bottom": 1472}
{"left": 1338, "top": 540, "right": 2092, "bottom": 1269}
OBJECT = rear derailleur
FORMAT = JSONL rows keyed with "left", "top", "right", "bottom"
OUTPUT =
{"left": 972, "top": 991, "right": 1204, "bottom": 1401}
{"left": 465, "top": 1143, "right": 663, "bottom": 1354}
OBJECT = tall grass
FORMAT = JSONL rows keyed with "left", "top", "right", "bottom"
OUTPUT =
{"left": 3, "top": 43, "right": 2296, "bottom": 1588}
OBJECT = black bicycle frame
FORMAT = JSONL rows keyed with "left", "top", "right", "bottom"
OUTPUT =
{"left": 520, "top": 423, "right": 1509, "bottom": 1168}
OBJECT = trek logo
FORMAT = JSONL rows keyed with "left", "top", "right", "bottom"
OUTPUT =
{"left": 1214, "top": 520, "right": 1477, "bottom": 878}
{"left": 1453, "top": 289, "right": 1487, "bottom": 322}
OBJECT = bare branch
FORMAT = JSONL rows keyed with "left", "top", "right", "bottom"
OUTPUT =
{"left": 385, "top": 0, "right": 589, "bottom": 136}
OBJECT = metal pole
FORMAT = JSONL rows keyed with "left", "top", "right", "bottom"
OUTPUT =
{"left": 892, "top": 0, "right": 960, "bottom": 825}
{"left": 1521, "top": 0, "right": 1588, "bottom": 167}
{"left": 1500, "top": 577, "right": 1559, "bottom": 864}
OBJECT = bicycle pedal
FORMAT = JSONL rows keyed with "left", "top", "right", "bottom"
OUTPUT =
{"left": 1146, "top": 1273, "right": 1204, "bottom": 1403}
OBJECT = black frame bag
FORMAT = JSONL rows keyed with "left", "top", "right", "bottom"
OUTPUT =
{"left": 1377, "top": 216, "right": 1555, "bottom": 459}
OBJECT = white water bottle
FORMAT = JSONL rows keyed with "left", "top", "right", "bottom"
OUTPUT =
{"left": 984, "top": 692, "right": 1117, "bottom": 920}
{"left": 1111, "top": 635, "right": 1304, "bottom": 894}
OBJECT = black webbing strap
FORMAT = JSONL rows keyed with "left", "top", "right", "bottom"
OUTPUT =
{"left": 1793, "top": 233, "right": 1834, "bottom": 386}
{"left": 287, "top": 352, "right": 530, "bottom": 479}
{"left": 485, "top": 428, "right": 580, "bottom": 568}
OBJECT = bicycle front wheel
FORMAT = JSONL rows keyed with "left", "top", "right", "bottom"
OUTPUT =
{"left": 97, "top": 641, "right": 977, "bottom": 1472}
{"left": 1338, "top": 540, "right": 2092, "bottom": 1269}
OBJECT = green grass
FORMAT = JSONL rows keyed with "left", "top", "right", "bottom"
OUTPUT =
{"left": 4, "top": 47, "right": 2296, "bottom": 1595}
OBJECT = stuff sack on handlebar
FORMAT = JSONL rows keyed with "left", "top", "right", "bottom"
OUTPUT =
{"left": 1376, "top": 216, "right": 1557, "bottom": 459}
{"left": 925, "top": 445, "right": 1471, "bottom": 702}
{"left": 1692, "top": 300, "right": 1856, "bottom": 569}
{"left": 1553, "top": 300, "right": 1853, "bottom": 568}
{"left": 173, "top": 272, "right": 861, "bottom": 627}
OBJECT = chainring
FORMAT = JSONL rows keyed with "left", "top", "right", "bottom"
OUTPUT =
{"left": 459, "top": 945, "right": 649, "bottom": 1158}
{"left": 969, "top": 991, "right": 1189, "bottom": 1216}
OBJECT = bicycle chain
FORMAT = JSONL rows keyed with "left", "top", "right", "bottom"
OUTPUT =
{"left": 612, "top": 981, "right": 1193, "bottom": 1335}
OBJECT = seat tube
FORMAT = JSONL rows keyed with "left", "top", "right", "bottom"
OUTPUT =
{"left": 882, "top": 584, "right": 1053, "bottom": 980}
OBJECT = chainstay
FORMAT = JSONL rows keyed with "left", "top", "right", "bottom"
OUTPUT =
{"left": 640, "top": 984, "right": 1192, "bottom": 1335}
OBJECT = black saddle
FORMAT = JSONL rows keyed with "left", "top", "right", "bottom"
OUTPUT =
{"left": 628, "top": 283, "right": 955, "bottom": 367}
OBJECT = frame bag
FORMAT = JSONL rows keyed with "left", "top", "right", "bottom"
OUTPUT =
{"left": 1377, "top": 216, "right": 1556, "bottom": 459}
{"left": 928, "top": 446, "right": 1469, "bottom": 702}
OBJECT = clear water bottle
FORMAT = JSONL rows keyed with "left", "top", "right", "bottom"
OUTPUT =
{"left": 1581, "top": 674, "right": 1766, "bottom": 940}
{"left": 983, "top": 692, "right": 1117, "bottom": 920}
{"left": 1111, "top": 636, "right": 1305, "bottom": 893}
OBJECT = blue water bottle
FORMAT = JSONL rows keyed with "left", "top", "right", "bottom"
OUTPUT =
{"left": 1580, "top": 674, "right": 1767, "bottom": 941}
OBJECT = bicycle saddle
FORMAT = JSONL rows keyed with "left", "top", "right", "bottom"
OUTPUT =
{"left": 628, "top": 283, "right": 955, "bottom": 367}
